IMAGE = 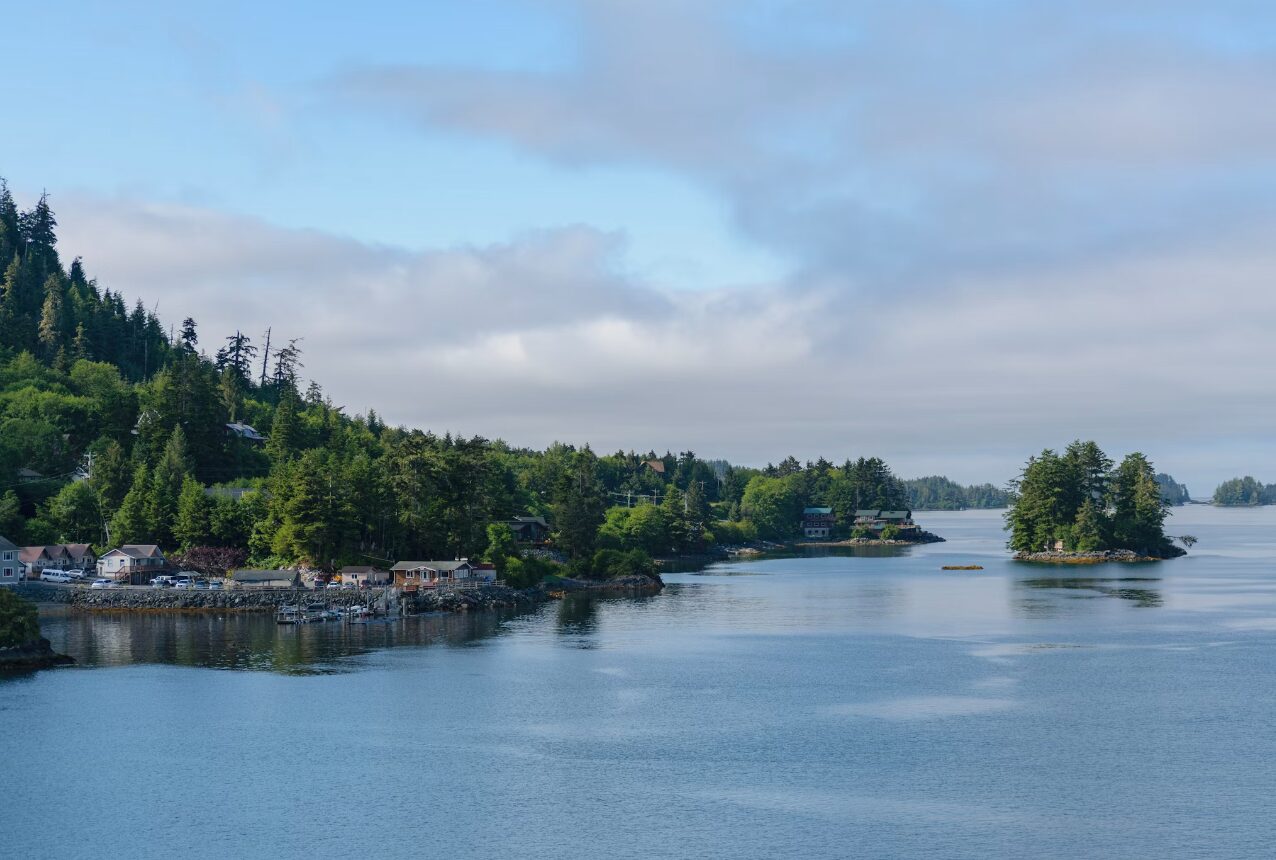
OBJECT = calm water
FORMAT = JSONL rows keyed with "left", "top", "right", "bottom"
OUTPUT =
{"left": 4, "top": 507, "right": 1276, "bottom": 859}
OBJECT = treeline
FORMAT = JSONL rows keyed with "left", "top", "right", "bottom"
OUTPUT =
{"left": 0, "top": 181, "right": 995, "bottom": 582}
{"left": 902, "top": 476, "right": 1009, "bottom": 510}
{"left": 1212, "top": 477, "right": 1275, "bottom": 507}
{"left": 1005, "top": 440, "right": 1180, "bottom": 557}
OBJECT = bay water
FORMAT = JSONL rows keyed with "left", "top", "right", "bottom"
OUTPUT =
{"left": 3, "top": 507, "right": 1275, "bottom": 859}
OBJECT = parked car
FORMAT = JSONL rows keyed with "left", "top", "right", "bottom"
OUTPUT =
{"left": 64, "top": 569, "right": 87, "bottom": 580}
{"left": 193, "top": 579, "right": 209, "bottom": 590}
{"left": 326, "top": 581, "right": 342, "bottom": 590}
{"left": 41, "top": 570, "right": 74, "bottom": 583}
{"left": 207, "top": 580, "right": 223, "bottom": 591}
{"left": 89, "top": 578, "right": 115, "bottom": 589}
{"left": 173, "top": 577, "right": 193, "bottom": 589}
{"left": 150, "top": 575, "right": 174, "bottom": 588}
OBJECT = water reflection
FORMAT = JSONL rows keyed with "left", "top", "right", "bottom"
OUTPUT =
{"left": 1016, "top": 577, "right": 1164, "bottom": 610}
{"left": 40, "top": 606, "right": 537, "bottom": 675}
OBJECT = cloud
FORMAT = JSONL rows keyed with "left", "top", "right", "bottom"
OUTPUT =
{"left": 329, "top": 1, "right": 1276, "bottom": 282}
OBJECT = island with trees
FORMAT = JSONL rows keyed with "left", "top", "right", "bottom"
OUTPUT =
{"left": 0, "top": 587, "right": 72, "bottom": 669}
{"left": 1005, "top": 441, "right": 1189, "bottom": 562}
{"left": 1212, "top": 477, "right": 1275, "bottom": 506}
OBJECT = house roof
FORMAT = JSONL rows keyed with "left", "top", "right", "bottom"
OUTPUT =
{"left": 226, "top": 422, "right": 266, "bottom": 441}
{"left": 642, "top": 459, "right": 666, "bottom": 473}
{"left": 803, "top": 507, "right": 833, "bottom": 515}
{"left": 16, "top": 467, "right": 43, "bottom": 479}
{"left": 391, "top": 560, "right": 474, "bottom": 572}
{"left": 854, "top": 509, "right": 880, "bottom": 518}
{"left": 19, "top": 547, "right": 53, "bottom": 563}
{"left": 63, "top": 543, "right": 94, "bottom": 560}
{"left": 509, "top": 516, "right": 548, "bottom": 527}
{"left": 233, "top": 569, "right": 297, "bottom": 582}
{"left": 0, "top": 536, "right": 18, "bottom": 553}
{"left": 339, "top": 565, "right": 384, "bottom": 574}
{"left": 878, "top": 511, "right": 912, "bottom": 520}
{"left": 109, "top": 544, "right": 164, "bottom": 558}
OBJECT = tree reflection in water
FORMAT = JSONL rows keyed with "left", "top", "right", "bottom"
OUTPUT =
{"left": 44, "top": 606, "right": 538, "bottom": 675}
{"left": 1016, "top": 576, "right": 1164, "bottom": 610}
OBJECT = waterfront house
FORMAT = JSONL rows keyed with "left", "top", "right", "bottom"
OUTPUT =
{"left": 471, "top": 562, "right": 497, "bottom": 583}
{"left": 852, "top": 509, "right": 917, "bottom": 535}
{"left": 19, "top": 546, "right": 60, "bottom": 578}
{"left": 338, "top": 565, "right": 390, "bottom": 587}
{"left": 232, "top": 569, "right": 300, "bottom": 588}
{"left": 97, "top": 545, "right": 167, "bottom": 583}
{"left": 505, "top": 516, "right": 550, "bottom": 544}
{"left": 802, "top": 507, "right": 835, "bottom": 539}
{"left": 62, "top": 543, "right": 96, "bottom": 570}
{"left": 391, "top": 560, "right": 476, "bottom": 590}
{"left": 0, "top": 536, "right": 19, "bottom": 586}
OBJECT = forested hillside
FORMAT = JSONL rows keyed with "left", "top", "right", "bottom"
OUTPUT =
{"left": 0, "top": 181, "right": 987, "bottom": 579}
{"left": 902, "top": 476, "right": 1009, "bottom": 510}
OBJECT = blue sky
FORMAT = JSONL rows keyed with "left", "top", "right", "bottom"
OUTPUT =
{"left": 4, "top": 1, "right": 1276, "bottom": 492}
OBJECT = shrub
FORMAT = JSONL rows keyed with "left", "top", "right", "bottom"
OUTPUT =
{"left": 0, "top": 588, "right": 41, "bottom": 648}
{"left": 880, "top": 524, "right": 900, "bottom": 540}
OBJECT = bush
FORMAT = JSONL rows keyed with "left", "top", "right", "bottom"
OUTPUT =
{"left": 0, "top": 588, "right": 41, "bottom": 648}
{"left": 880, "top": 524, "right": 900, "bottom": 540}
{"left": 850, "top": 527, "right": 871, "bottom": 540}
{"left": 589, "top": 548, "right": 656, "bottom": 580}
{"left": 712, "top": 520, "right": 757, "bottom": 545}
{"left": 503, "top": 555, "right": 560, "bottom": 589}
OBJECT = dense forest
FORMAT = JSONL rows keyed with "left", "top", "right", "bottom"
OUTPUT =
{"left": 1005, "top": 440, "right": 1183, "bottom": 557}
{"left": 902, "top": 476, "right": 1009, "bottom": 510}
{"left": 1212, "top": 477, "right": 1275, "bottom": 507}
{"left": 0, "top": 181, "right": 980, "bottom": 582}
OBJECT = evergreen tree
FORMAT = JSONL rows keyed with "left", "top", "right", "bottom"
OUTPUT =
{"left": 266, "top": 389, "right": 300, "bottom": 461}
{"left": 146, "top": 426, "right": 193, "bottom": 547}
{"left": 551, "top": 447, "right": 605, "bottom": 558}
{"left": 110, "top": 464, "right": 152, "bottom": 545}
{"left": 45, "top": 480, "right": 101, "bottom": 544}
{"left": 174, "top": 476, "right": 213, "bottom": 548}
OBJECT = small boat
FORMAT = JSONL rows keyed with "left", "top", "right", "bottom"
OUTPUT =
{"left": 276, "top": 605, "right": 303, "bottom": 624}
{"left": 304, "top": 603, "right": 329, "bottom": 623}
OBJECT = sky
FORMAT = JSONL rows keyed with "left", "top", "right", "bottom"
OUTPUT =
{"left": 3, "top": 0, "right": 1275, "bottom": 494}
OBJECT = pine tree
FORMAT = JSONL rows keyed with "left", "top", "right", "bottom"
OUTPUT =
{"left": 37, "top": 274, "right": 64, "bottom": 359}
{"left": 110, "top": 465, "right": 152, "bottom": 545}
{"left": 266, "top": 390, "right": 300, "bottom": 461}
{"left": 146, "top": 426, "right": 193, "bottom": 547}
{"left": 174, "top": 476, "right": 213, "bottom": 549}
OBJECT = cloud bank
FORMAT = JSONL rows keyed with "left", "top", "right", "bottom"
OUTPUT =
{"left": 49, "top": 2, "right": 1276, "bottom": 488}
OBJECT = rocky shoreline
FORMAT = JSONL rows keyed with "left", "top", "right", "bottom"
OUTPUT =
{"left": 1013, "top": 548, "right": 1185, "bottom": 564}
{"left": 16, "top": 574, "right": 665, "bottom": 616}
{"left": 801, "top": 530, "right": 947, "bottom": 547}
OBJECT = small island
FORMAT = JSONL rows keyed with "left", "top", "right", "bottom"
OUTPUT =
{"left": 1005, "top": 441, "right": 1187, "bottom": 563}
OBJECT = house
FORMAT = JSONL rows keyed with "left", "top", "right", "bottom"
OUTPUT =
{"left": 852, "top": 509, "right": 917, "bottom": 535}
{"left": 19, "top": 546, "right": 60, "bottom": 578}
{"left": 62, "top": 544, "right": 96, "bottom": 570}
{"left": 20, "top": 544, "right": 97, "bottom": 578}
{"left": 505, "top": 516, "right": 550, "bottom": 544}
{"left": 232, "top": 569, "right": 300, "bottom": 588}
{"left": 641, "top": 459, "right": 666, "bottom": 475}
{"left": 225, "top": 422, "right": 266, "bottom": 444}
{"left": 0, "top": 536, "right": 19, "bottom": 586}
{"left": 391, "top": 560, "right": 476, "bottom": 590}
{"left": 471, "top": 562, "right": 497, "bottom": 583}
{"left": 338, "top": 565, "right": 390, "bottom": 587}
{"left": 802, "top": 507, "right": 835, "bottom": 539}
{"left": 96, "top": 545, "right": 167, "bottom": 583}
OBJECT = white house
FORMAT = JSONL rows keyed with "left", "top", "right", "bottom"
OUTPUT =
{"left": 97, "top": 545, "right": 167, "bottom": 583}
{"left": 0, "top": 536, "right": 19, "bottom": 586}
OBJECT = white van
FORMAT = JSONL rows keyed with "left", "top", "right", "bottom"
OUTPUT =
{"left": 40, "top": 570, "right": 74, "bottom": 583}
